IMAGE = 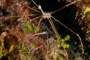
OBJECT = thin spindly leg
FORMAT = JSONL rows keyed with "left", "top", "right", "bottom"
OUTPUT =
{"left": 50, "top": 0, "right": 80, "bottom": 14}
{"left": 31, "top": 16, "right": 41, "bottom": 21}
{"left": 8, "top": 14, "right": 38, "bottom": 18}
{"left": 13, "top": 0, "right": 40, "bottom": 13}
{"left": 0, "top": 14, "right": 39, "bottom": 20}
{"left": 48, "top": 18, "right": 59, "bottom": 38}
{"left": 51, "top": 16, "right": 77, "bottom": 35}
{"left": 51, "top": 16, "right": 84, "bottom": 54}
{"left": 35, "top": 18, "right": 43, "bottom": 33}
{"left": 48, "top": 18, "right": 69, "bottom": 60}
